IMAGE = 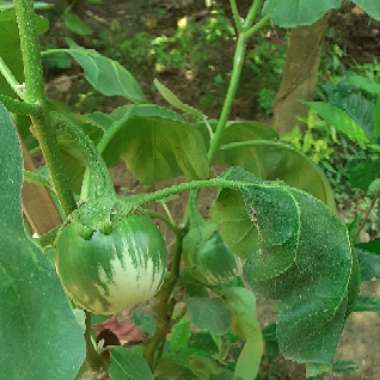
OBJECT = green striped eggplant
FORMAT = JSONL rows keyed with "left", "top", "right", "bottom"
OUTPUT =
{"left": 55, "top": 215, "right": 167, "bottom": 315}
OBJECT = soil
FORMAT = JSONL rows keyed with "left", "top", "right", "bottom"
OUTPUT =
{"left": 43, "top": 1, "right": 380, "bottom": 379}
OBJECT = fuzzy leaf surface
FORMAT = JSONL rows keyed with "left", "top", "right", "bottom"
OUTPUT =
{"left": 212, "top": 167, "right": 353, "bottom": 364}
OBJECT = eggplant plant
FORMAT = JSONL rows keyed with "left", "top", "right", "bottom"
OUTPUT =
{"left": 0, "top": 1, "right": 380, "bottom": 379}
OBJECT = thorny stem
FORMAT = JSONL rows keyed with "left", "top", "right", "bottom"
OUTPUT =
{"left": 0, "top": 94, "right": 39, "bottom": 114}
{"left": 13, "top": 0, "right": 77, "bottom": 215}
{"left": 125, "top": 178, "right": 253, "bottom": 208}
{"left": 144, "top": 229, "right": 186, "bottom": 369}
{"left": 14, "top": 0, "right": 44, "bottom": 104}
{"left": 30, "top": 112, "right": 77, "bottom": 215}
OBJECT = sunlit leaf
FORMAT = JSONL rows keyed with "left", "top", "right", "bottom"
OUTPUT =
{"left": 48, "top": 44, "right": 146, "bottom": 102}
{"left": 306, "top": 101, "right": 369, "bottom": 144}
{"left": 102, "top": 104, "right": 209, "bottom": 184}
{"left": 221, "top": 140, "right": 335, "bottom": 209}
{"left": 263, "top": 0, "right": 341, "bottom": 27}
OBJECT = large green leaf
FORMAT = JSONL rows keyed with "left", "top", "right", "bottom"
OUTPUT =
{"left": 223, "top": 288, "right": 263, "bottom": 380}
{"left": 102, "top": 104, "right": 210, "bottom": 184}
{"left": 52, "top": 44, "right": 145, "bottom": 103}
{"left": 306, "top": 101, "right": 370, "bottom": 144}
{"left": 0, "top": 105, "right": 85, "bottom": 380}
{"left": 211, "top": 167, "right": 353, "bottom": 364}
{"left": 108, "top": 347, "right": 153, "bottom": 380}
{"left": 263, "top": 0, "right": 341, "bottom": 27}
{"left": 221, "top": 140, "right": 335, "bottom": 209}
{"left": 353, "top": 0, "right": 380, "bottom": 20}
{"left": 0, "top": 8, "right": 48, "bottom": 97}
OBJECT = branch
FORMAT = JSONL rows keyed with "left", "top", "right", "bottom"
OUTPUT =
{"left": 0, "top": 94, "right": 39, "bottom": 114}
{"left": 229, "top": 0, "right": 242, "bottom": 32}
{"left": 244, "top": 0, "right": 264, "bottom": 28}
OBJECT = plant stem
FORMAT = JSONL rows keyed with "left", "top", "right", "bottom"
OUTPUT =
{"left": 207, "top": 5, "right": 269, "bottom": 163}
{"left": 84, "top": 312, "right": 106, "bottom": 371}
{"left": 14, "top": 0, "right": 44, "bottom": 104}
{"left": 145, "top": 210, "right": 181, "bottom": 235}
{"left": 0, "top": 94, "right": 39, "bottom": 114}
{"left": 229, "top": 0, "right": 242, "bottom": 31}
{"left": 207, "top": 34, "right": 247, "bottom": 162}
{"left": 31, "top": 112, "right": 77, "bottom": 215}
{"left": 244, "top": 15, "right": 270, "bottom": 40}
{"left": 0, "top": 57, "right": 24, "bottom": 98}
{"left": 245, "top": 0, "right": 264, "bottom": 28}
{"left": 355, "top": 188, "right": 380, "bottom": 242}
{"left": 51, "top": 112, "right": 115, "bottom": 202}
{"left": 125, "top": 177, "right": 254, "bottom": 208}
{"left": 14, "top": 0, "right": 77, "bottom": 215}
{"left": 144, "top": 229, "right": 186, "bottom": 369}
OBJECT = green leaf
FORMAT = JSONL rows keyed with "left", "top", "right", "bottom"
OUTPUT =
{"left": 223, "top": 287, "right": 263, "bottom": 380}
{"left": 0, "top": 105, "right": 85, "bottom": 380}
{"left": 0, "top": 8, "right": 48, "bottom": 97}
{"left": 187, "top": 297, "right": 231, "bottom": 336}
{"left": 195, "top": 119, "right": 278, "bottom": 152}
{"left": 346, "top": 158, "right": 380, "bottom": 192}
{"left": 53, "top": 44, "right": 145, "bottom": 102}
{"left": 306, "top": 101, "right": 369, "bottom": 144}
{"left": 263, "top": 0, "right": 341, "bottom": 28}
{"left": 358, "top": 249, "right": 380, "bottom": 281}
{"left": 352, "top": 296, "right": 380, "bottom": 312}
{"left": 357, "top": 241, "right": 380, "bottom": 281}
{"left": 169, "top": 319, "right": 192, "bottom": 352}
{"left": 212, "top": 167, "right": 353, "bottom": 364}
{"left": 102, "top": 104, "right": 210, "bottom": 184}
{"left": 352, "top": 0, "right": 380, "bottom": 20}
{"left": 154, "top": 79, "right": 203, "bottom": 117}
{"left": 221, "top": 140, "right": 335, "bottom": 209}
{"left": 63, "top": 11, "right": 93, "bottom": 36}
{"left": 108, "top": 347, "right": 153, "bottom": 380}
{"left": 346, "top": 74, "right": 380, "bottom": 95}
